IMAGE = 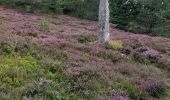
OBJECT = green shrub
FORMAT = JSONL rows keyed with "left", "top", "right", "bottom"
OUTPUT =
{"left": 71, "top": 70, "right": 103, "bottom": 99}
{"left": 39, "top": 57, "right": 64, "bottom": 77}
{"left": 133, "top": 53, "right": 151, "bottom": 64}
{"left": 0, "top": 55, "right": 39, "bottom": 87}
{"left": 22, "top": 78, "right": 79, "bottom": 100}
{"left": 143, "top": 80, "right": 167, "bottom": 98}
{"left": 39, "top": 18, "right": 51, "bottom": 33}
{"left": 115, "top": 80, "right": 148, "bottom": 100}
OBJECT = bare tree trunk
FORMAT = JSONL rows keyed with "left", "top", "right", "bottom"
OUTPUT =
{"left": 98, "top": 0, "right": 110, "bottom": 44}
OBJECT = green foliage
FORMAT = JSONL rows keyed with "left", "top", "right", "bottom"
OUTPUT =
{"left": 0, "top": 55, "right": 38, "bottom": 87}
{"left": 151, "top": 19, "right": 170, "bottom": 37}
{"left": 136, "top": 0, "right": 167, "bottom": 33}
{"left": 133, "top": 54, "right": 151, "bottom": 64}
{"left": 21, "top": 74, "right": 79, "bottom": 100}
{"left": 65, "top": 0, "right": 99, "bottom": 20}
{"left": 0, "top": 0, "right": 63, "bottom": 13}
{"left": 110, "top": 0, "right": 140, "bottom": 29}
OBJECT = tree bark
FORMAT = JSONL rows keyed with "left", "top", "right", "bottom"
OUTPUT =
{"left": 98, "top": 0, "right": 110, "bottom": 43}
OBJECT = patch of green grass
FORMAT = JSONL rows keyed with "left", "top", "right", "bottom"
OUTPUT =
{"left": 0, "top": 43, "right": 77, "bottom": 99}
{"left": 114, "top": 80, "right": 149, "bottom": 100}
{"left": 110, "top": 54, "right": 131, "bottom": 63}
{"left": 21, "top": 77, "right": 79, "bottom": 100}
{"left": 78, "top": 35, "right": 96, "bottom": 44}
{"left": 133, "top": 53, "right": 151, "bottom": 64}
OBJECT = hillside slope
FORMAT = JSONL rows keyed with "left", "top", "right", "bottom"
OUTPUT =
{"left": 0, "top": 7, "right": 170, "bottom": 100}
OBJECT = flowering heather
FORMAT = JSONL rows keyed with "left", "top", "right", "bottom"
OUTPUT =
{"left": 0, "top": 7, "right": 169, "bottom": 99}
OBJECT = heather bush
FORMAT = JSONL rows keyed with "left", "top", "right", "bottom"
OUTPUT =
{"left": 141, "top": 79, "right": 167, "bottom": 98}
{"left": 71, "top": 70, "right": 104, "bottom": 99}
{"left": 132, "top": 53, "right": 151, "bottom": 64}
{"left": 98, "top": 51, "right": 131, "bottom": 63}
{"left": 16, "top": 37, "right": 35, "bottom": 56}
{"left": 0, "top": 34, "right": 35, "bottom": 56}
{"left": 34, "top": 44, "right": 68, "bottom": 62}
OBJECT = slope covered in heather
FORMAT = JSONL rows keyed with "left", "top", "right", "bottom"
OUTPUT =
{"left": 0, "top": 7, "right": 170, "bottom": 100}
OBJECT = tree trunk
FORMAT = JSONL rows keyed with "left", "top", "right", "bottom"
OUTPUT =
{"left": 98, "top": 0, "right": 110, "bottom": 43}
